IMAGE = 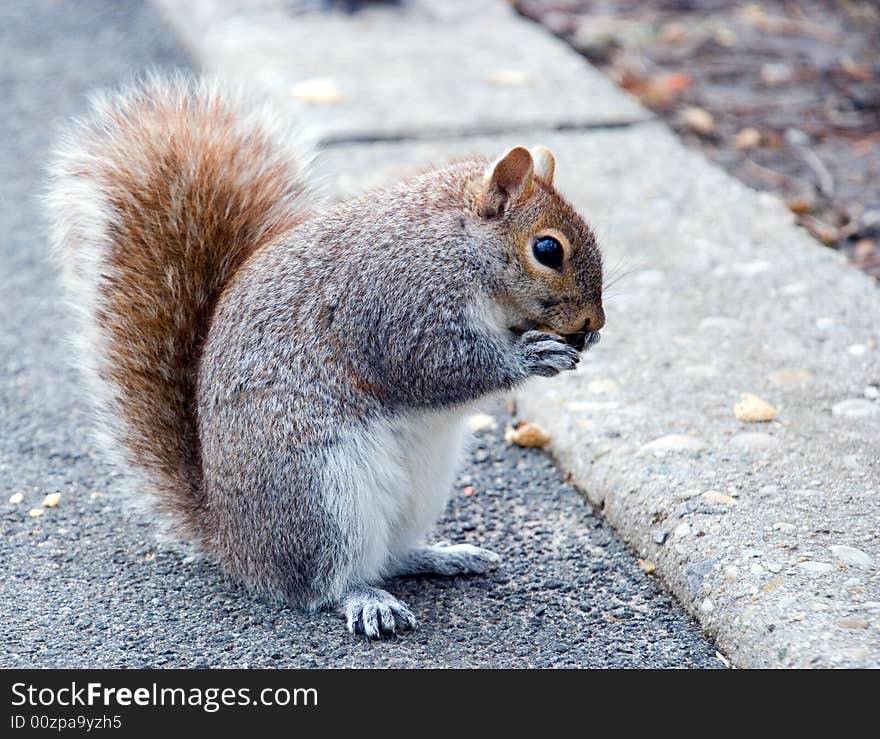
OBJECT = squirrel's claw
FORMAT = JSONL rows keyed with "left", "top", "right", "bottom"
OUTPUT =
{"left": 342, "top": 586, "right": 417, "bottom": 639}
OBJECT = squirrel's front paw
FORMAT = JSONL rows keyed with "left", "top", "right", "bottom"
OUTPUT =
{"left": 517, "top": 330, "right": 580, "bottom": 378}
{"left": 341, "top": 586, "right": 417, "bottom": 639}
{"left": 428, "top": 543, "right": 502, "bottom": 575}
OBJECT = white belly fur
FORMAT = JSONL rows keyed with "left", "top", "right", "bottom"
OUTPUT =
{"left": 323, "top": 406, "right": 469, "bottom": 594}
{"left": 388, "top": 407, "right": 469, "bottom": 558}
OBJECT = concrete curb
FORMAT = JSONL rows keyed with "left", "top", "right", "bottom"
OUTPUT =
{"left": 154, "top": 0, "right": 879, "bottom": 667}
{"left": 153, "top": 0, "right": 649, "bottom": 144}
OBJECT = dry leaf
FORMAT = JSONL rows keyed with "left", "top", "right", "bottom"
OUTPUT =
{"left": 841, "top": 58, "right": 871, "bottom": 81}
{"left": 734, "top": 392, "right": 778, "bottom": 422}
{"left": 505, "top": 422, "right": 551, "bottom": 448}
{"left": 620, "top": 71, "right": 691, "bottom": 108}
{"left": 785, "top": 194, "right": 815, "bottom": 214}
{"left": 799, "top": 215, "right": 839, "bottom": 245}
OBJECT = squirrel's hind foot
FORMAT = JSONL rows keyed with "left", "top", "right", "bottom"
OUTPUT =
{"left": 341, "top": 586, "right": 417, "bottom": 639}
{"left": 390, "top": 543, "right": 502, "bottom": 577}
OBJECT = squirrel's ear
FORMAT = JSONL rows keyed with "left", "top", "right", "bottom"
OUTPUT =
{"left": 480, "top": 146, "right": 534, "bottom": 217}
{"left": 531, "top": 145, "right": 555, "bottom": 186}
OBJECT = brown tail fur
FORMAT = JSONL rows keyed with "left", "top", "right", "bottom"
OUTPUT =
{"left": 47, "top": 75, "right": 313, "bottom": 536}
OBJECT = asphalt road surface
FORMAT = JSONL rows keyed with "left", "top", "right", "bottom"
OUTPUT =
{"left": 0, "top": 0, "right": 720, "bottom": 668}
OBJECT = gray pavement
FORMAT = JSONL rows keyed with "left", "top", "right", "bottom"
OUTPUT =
{"left": 326, "top": 129, "right": 880, "bottom": 668}
{"left": 0, "top": 0, "right": 719, "bottom": 668}
{"left": 155, "top": 0, "right": 649, "bottom": 144}
{"left": 156, "top": 0, "right": 880, "bottom": 668}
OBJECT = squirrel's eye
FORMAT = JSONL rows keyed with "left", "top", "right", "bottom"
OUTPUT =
{"left": 532, "top": 236, "right": 564, "bottom": 270}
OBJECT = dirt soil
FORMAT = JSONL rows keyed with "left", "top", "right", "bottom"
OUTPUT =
{"left": 514, "top": 0, "right": 880, "bottom": 279}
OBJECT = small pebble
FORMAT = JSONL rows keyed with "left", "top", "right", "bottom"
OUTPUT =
{"left": 768, "top": 367, "right": 812, "bottom": 387}
{"left": 675, "top": 488, "right": 702, "bottom": 500}
{"left": 587, "top": 378, "right": 619, "bottom": 395}
{"left": 734, "top": 393, "right": 778, "bottom": 422}
{"left": 733, "top": 127, "right": 761, "bottom": 149}
{"left": 783, "top": 126, "right": 809, "bottom": 145}
{"left": 773, "top": 522, "right": 797, "bottom": 533}
{"left": 838, "top": 617, "right": 870, "bottom": 630}
{"left": 487, "top": 68, "right": 534, "bottom": 86}
{"left": 9, "top": 492, "right": 23, "bottom": 505}
{"left": 291, "top": 78, "right": 344, "bottom": 106}
{"left": 642, "top": 434, "right": 705, "bottom": 453}
{"left": 702, "top": 490, "right": 736, "bottom": 505}
{"left": 28, "top": 508, "right": 44, "bottom": 518}
{"left": 792, "top": 488, "right": 825, "bottom": 500}
{"left": 42, "top": 493, "right": 61, "bottom": 508}
{"left": 829, "top": 545, "right": 874, "bottom": 568}
{"left": 731, "top": 260, "right": 772, "bottom": 276}
{"left": 797, "top": 561, "right": 834, "bottom": 575}
{"left": 637, "top": 558, "right": 655, "bottom": 575}
{"left": 505, "top": 422, "right": 551, "bottom": 448}
{"left": 681, "top": 106, "right": 715, "bottom": 136}
{"left": 467, "top": 413, "right": 498, "bottom": 433}
{"left": 832, "top": 399, "right": 879, "bottom": 419}
{"left": 729, "top": 432, "right": 779, "bottom": 452}
{"left": 714, "top": 27, "right": 736, "bottom": 46}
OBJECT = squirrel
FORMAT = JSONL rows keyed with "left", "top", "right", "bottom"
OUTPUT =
{"left": 47, "top": 76, "right": 605, "bottom": 638}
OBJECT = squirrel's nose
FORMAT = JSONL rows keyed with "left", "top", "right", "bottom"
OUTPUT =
{"left": 581, "top": 305, "right": 605, "bottom": 333}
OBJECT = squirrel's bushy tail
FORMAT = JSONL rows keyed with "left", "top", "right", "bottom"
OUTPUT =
{"left": 47, "top": 75, "right": 313, "bottom": 536}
